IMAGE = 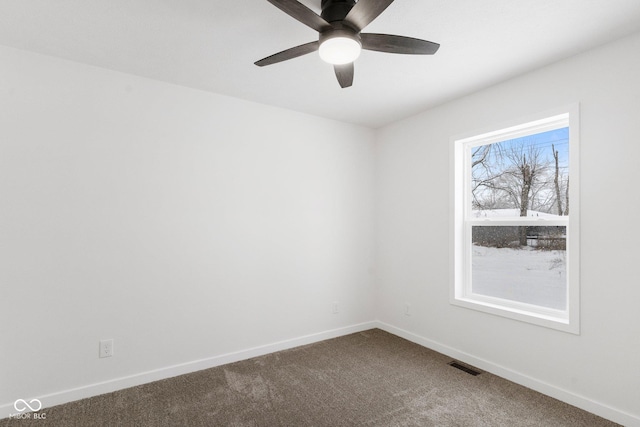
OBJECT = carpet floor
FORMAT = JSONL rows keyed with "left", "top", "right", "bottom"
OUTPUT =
{"left": 1, "top": 329, "right": 619, "bottom": 426}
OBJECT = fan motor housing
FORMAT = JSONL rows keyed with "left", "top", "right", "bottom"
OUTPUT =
{"left": 319, "top": 24, "right": 361, "bottom": 47}
{"left": 321, "top": 0, "right": 357, "bottom": 23}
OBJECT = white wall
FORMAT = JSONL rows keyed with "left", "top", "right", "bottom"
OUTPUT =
{"left": 375, "top": 32, "right": 640, "bottom": 424}
{"left": 0, "top": 46, "right": 375, "bottom": 413}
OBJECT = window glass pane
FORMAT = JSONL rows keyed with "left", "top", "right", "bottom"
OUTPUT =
{"left": 471, "top": 128, "right": 569, "bottom": 218}
{"left": 471, "top": 226, "right": 566, "bottom": 310}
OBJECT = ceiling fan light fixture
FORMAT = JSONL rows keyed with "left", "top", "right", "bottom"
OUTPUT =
{"left": 255, "top": 0, "right": 440, "bottom": 88}
{"left": 319, "top": 35, "right": 361, "bottom": 65}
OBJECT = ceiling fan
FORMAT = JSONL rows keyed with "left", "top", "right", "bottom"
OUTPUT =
{"left": 255, "top": 0, "right": 440, "bottom": 88}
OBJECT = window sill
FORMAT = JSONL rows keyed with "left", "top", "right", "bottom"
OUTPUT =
{"left": 450, "top": 295, "right": 579, "bottom": 334}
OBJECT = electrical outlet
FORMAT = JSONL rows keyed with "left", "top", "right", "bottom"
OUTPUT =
{"left": 332, "top": 301, "right": 339, "bottom": 314}
{"left": 99, "top": 339, "right": 114, "bottom": 358}
{"left": 404, "top": 303, "right": 411, "bottom": 316}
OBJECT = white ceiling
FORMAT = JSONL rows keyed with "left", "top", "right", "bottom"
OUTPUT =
{"left": 2, "top": 0, "right": 640, "bottom": 128}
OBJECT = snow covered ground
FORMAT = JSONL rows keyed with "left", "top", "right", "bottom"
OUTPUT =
{"left": 472, "top": 244, "right": 566, "bottom": 310}
{"left": 472, "top": 208, "right": 561, "bottom": 219}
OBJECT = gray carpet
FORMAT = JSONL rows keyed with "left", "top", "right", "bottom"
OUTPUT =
{"left": 1, "top": 329, "right": 618, "bottom": 426}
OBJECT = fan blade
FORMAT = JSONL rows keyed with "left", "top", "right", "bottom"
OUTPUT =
{"left": 344, "top": 0, "right": 394, "bottom": 31}
{"left": 361, "top": 33, "right": 440, "bottom": 55}
{"left": 334, "top": 63, "right": 354, "bottom": 88}
{"left": 265, "top": 0, "right": 331, "bottom": 32}
{"left": 255, "top": 41, "right": 319, "bottom": 66}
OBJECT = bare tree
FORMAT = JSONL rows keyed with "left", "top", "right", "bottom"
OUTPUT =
{"left": 503, "top": 144, "right": 549, "bottom": 244}
{"left": 564, "top": 177, "right": 569, "bottom": 216}
{"left": 471, "top": 140, "right": 552, "bottom": 245}
{"left": 471, "top": 145, "right": 496, "bottom": 209}
{"left": 471, "top": 131, "right": 570, "bottom": 249}
{"left": 471, "top": 144, "right": 512, "bottom": 210}
{"left": 497, "top": 143, "right": 548, "bottom": 213}
{"left": 472, "top": 144, "right": 491, "bottom": 168}
{"left": 553, "top": 144, "right": 564, "bottom": 216}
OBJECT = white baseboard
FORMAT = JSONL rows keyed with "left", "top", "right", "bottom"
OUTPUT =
{"left": 0, "top": 321, "right": 376, "bottom": 420}
{"left": 375, "top": 321, "right": 640, "bottom": 427}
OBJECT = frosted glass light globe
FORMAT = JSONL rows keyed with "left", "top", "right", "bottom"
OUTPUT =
{"left": 319, "top": 36, "right": 361, "bottom": 65}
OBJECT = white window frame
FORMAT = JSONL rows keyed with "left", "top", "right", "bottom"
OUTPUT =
{"left": 450, "top": 104, "right": 580, "bottom": 334}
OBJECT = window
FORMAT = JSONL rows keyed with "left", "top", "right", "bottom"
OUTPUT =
{"left": 451, "top": 105, "right": 579, "bottom": 333}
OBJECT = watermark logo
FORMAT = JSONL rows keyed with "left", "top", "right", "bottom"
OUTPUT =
{"left": 14, "top": 398, "right": 42, "bottom": 412}
{"left": 10, "top": 399, "right": 46, "bottom": 420}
